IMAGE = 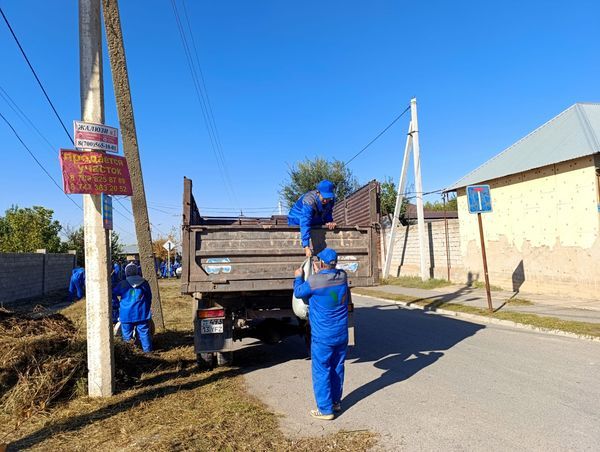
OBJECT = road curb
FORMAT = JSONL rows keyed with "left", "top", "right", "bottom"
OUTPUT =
{"left": 355, "top": 293, "right": 600, "bottom": 343}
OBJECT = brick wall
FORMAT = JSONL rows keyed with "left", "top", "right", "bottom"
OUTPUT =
{"left": 383, "top": 219, "right": 466, "bottom": 281}
{"left": 0, "top": 251, "right": 76, "bottom": 306}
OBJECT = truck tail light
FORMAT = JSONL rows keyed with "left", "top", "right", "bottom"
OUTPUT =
{"left": 347, "top": 303, "right": 354, "bottom": 312}
{"left": 198, "top": 308, "right": 225, "bottom": 319}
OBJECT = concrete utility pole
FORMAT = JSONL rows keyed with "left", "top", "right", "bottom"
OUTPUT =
{"left": 410, "top": 98, "right": 428, "bottom": 281}
{"left": 79, "top": 0, "right": 115, "bottom": 397}
{"left": 102, "top": 0, "right": 164, "bottom": 329}
{"left": 383, "top": 98, "right": 428, "bottom": 281}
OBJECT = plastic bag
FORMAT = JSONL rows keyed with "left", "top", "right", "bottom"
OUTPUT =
{"left": 292, "top": 258, "right": 313, "bottom": 319}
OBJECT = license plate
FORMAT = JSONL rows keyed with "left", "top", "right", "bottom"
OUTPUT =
{"left": 201, "top": 318, "right": 224, "bottom": 334}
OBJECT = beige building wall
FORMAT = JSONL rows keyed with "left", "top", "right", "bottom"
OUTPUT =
{"left": 456, "top": 155, "right": 600, "bottom": 298}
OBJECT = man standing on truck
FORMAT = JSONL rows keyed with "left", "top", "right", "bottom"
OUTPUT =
{"left": 288, "top": 180, "right": 337, "bottom": 258}
{"left": 293, "top": 248, "right": 349, "bottom": 420}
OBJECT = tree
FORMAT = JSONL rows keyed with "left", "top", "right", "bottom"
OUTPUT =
{"left": 424, "top": 194, "right": 458, "bottom": 211}
{"left": 379, "top": 177, "right": 408, "bottom": 220}
{"left": 152, "top": 228, "right": 179, "bottom": 263}
{"left": 280, "top": 157, "right": 360, "bottom": 208}
{"left": 0, "top": 205, "right": 63, "bottom": 253}
{"left": 63, "top": 225, "right": 124, "bottom": 267}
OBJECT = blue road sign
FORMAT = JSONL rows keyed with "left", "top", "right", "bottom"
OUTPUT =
{"left": 102, "top": 193, "right": 113, "bottom": 230}
{"left": 467, "top": 185, "right": 492, "bottom": 214}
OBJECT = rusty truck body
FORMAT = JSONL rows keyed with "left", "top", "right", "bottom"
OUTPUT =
{"left": 181, "top": 177, "right": 380, "bottom": 367}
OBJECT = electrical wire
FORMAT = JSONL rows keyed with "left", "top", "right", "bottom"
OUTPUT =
{"left": 0, "top": 85, "right": 57, "bottom": 156}
{"left": 0, "top": 7, "right": 74, "bottom": 145}
{"left": 169, "top": 0, "right": 239, "bottom": 208}
{"left": 344, "top": 105, "right": 411, "bottom": 167}
{"left": 0, "top": 110, "right": 82, "bottom": 210}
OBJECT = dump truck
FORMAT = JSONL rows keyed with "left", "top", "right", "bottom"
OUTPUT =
{"left": 181, "top": 177, "right": 381, "bottom": 368}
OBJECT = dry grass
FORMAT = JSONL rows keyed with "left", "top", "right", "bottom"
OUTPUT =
{"left": 0, "top": 279, "right": 376, "bottom": 451}
{"left": 506, "top": 298, "right": 533, "bottom": 306}
{"left": 471, "top": 281, "right": 503, "bottom": 291}
{"left": 353, "top": 288, "right": 600, "bottom": 338}
{"left": 380, "top": 276, "right": 451, "bottom": 289}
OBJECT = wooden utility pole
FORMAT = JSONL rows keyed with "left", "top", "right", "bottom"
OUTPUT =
{"left": 101, "top": 0, "right": 164, "bottom": 329}
{"left": 79, "top": 0, "right": 115, "bottom": 397}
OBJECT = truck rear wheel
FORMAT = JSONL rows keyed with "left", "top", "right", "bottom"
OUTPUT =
{"left": 196, "top": 352, "right": 215, "bottom": 370}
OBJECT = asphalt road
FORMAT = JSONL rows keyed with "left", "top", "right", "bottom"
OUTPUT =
{"left": 241, "top": 295, "right": 600, "bottom": 451}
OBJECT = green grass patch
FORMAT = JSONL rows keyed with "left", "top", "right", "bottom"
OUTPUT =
{"left": 471, "top": 281, "right": 503, "bottom": 291}
{"left": 380, "top": 276, "right": 452, "bottom": 289}
{"left": 353, "top": 288, "right": 600, "bottom": 338}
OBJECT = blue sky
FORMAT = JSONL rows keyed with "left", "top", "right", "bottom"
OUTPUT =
{"left": 1, "top": 0, "right": 599, "bottom": 243}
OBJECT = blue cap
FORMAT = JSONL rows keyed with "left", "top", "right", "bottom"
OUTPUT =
{"left": 317, "top": 248, "right": 338, "bottom": 266}
{"left": 317, "top": 180, "right": 335, "bottom": 199}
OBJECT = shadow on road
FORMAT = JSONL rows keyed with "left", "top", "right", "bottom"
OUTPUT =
{"left": 340, "top": 302, "right": 485, "bottom": 414}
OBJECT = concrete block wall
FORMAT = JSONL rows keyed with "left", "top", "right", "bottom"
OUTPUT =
{"left": 0, "top": 252, "right": 76, "bottom": 305}
{"left": 383, "top": 219, "right": 466, "bottom": 281}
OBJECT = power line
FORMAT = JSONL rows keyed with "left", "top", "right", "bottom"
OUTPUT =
{"left": 0, "top": 6, "right": 74, "bottom": 145}
{"left": 169, "top": 0, "right": 239, "bottom": 208}
{"left": 344, "top": 105, "right": 411, "bottom": 167}
{"left": 0, "top": 85, "right": 57, "bottom": 156}
{"left": 0, "top": 110, "right": 82, "bottom": 210}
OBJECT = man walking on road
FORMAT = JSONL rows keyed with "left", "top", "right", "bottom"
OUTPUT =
{"left": 288, "top": 180, "right": 337, "bottom": 258}
{"left": 293, "top": 248, "right": 350, "bottom": 420}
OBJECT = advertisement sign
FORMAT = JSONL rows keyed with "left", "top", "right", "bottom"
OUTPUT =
{"left": 60, "top": 149, "right": 133, "bottom": 196}
{"left": 74, "top": 121, "right": 119, "bottom": 153}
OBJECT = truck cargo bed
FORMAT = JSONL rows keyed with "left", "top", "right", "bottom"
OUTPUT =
{"left": 181, "top": 178, "right": 380, "bottom": 295}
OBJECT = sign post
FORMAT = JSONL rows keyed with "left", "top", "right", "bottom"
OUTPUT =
{"left": 163, "top": 240, "right": 175, "bottom": 278}
{"left": 467, "top": 185, "right": 493, "bottom": 311}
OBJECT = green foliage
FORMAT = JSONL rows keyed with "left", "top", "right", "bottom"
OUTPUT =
{"left": 280, "top": 157, "right": 359, "bottom": 208}
{"left": 379, "top": 177, "right": 409, "bottom": 219}
{"left": 63, "top": 225, "right": 124, "bottom": 267}
{"left": 424, "top": 195, "right": 457, "bottom": 211}
{"left": 0, "top": 206, "right": 63, "bottom": 253}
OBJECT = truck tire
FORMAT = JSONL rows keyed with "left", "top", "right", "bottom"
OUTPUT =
{"left": 216, "top": 351, "right": 233, "bottom": 367}
{"left": 196, "top": 352, "right": 215, "bottom": 370}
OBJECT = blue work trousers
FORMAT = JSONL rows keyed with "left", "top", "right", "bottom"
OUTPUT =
{"left": 311, "top": 340, "right": 347, "bottom": 415}
{"left": 121, "top": 320, "right": 153, "bottom": 352}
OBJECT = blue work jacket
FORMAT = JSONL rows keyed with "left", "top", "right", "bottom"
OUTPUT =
{"left": 113, "top": 275, "right": 152, "bottom": 323}
{"left": 287, "top": 190, "right": 335, "bottom": 247}
{"left": 293, "top": 268, "right": 349, "bottom": 345}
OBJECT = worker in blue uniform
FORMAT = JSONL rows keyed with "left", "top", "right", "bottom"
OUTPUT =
{"left": 113, "top": 262, "right": 153, "bottom": 352}
{"left": 288, "top": 180, "right": 337, "bottom": 258}
{"left": 68, "top": 266, "right": 86, "bottom": 302}
{"left": 111, "top": 261, "right": 122, "bottom": 287}
{"left": 293, "top": 248, "right": 350, "bottom": 420}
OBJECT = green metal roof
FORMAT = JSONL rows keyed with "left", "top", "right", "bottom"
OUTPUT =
{"left": 446, "top": 103, "right": 600, "bottom": 191}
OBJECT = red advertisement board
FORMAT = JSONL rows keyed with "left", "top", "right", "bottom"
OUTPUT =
{"left": 60, "top": 149, "right": 133, "bottom": 196}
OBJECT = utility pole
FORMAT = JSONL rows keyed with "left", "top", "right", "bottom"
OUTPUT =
{"left": 79, "top": 0, "right": 115, "bottom": 397}
{"left": 102, "top": 0, "right": 164, "bottom": 329}
{"left": 410, "top": 98, "right": 428, "bottom": 281}
{"left": 383, "top": 98, "right": 428, "bottom": 281}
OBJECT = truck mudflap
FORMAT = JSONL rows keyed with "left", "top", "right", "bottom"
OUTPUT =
{"left": 194, "top": 308, "right": 234, "bottom": 353}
